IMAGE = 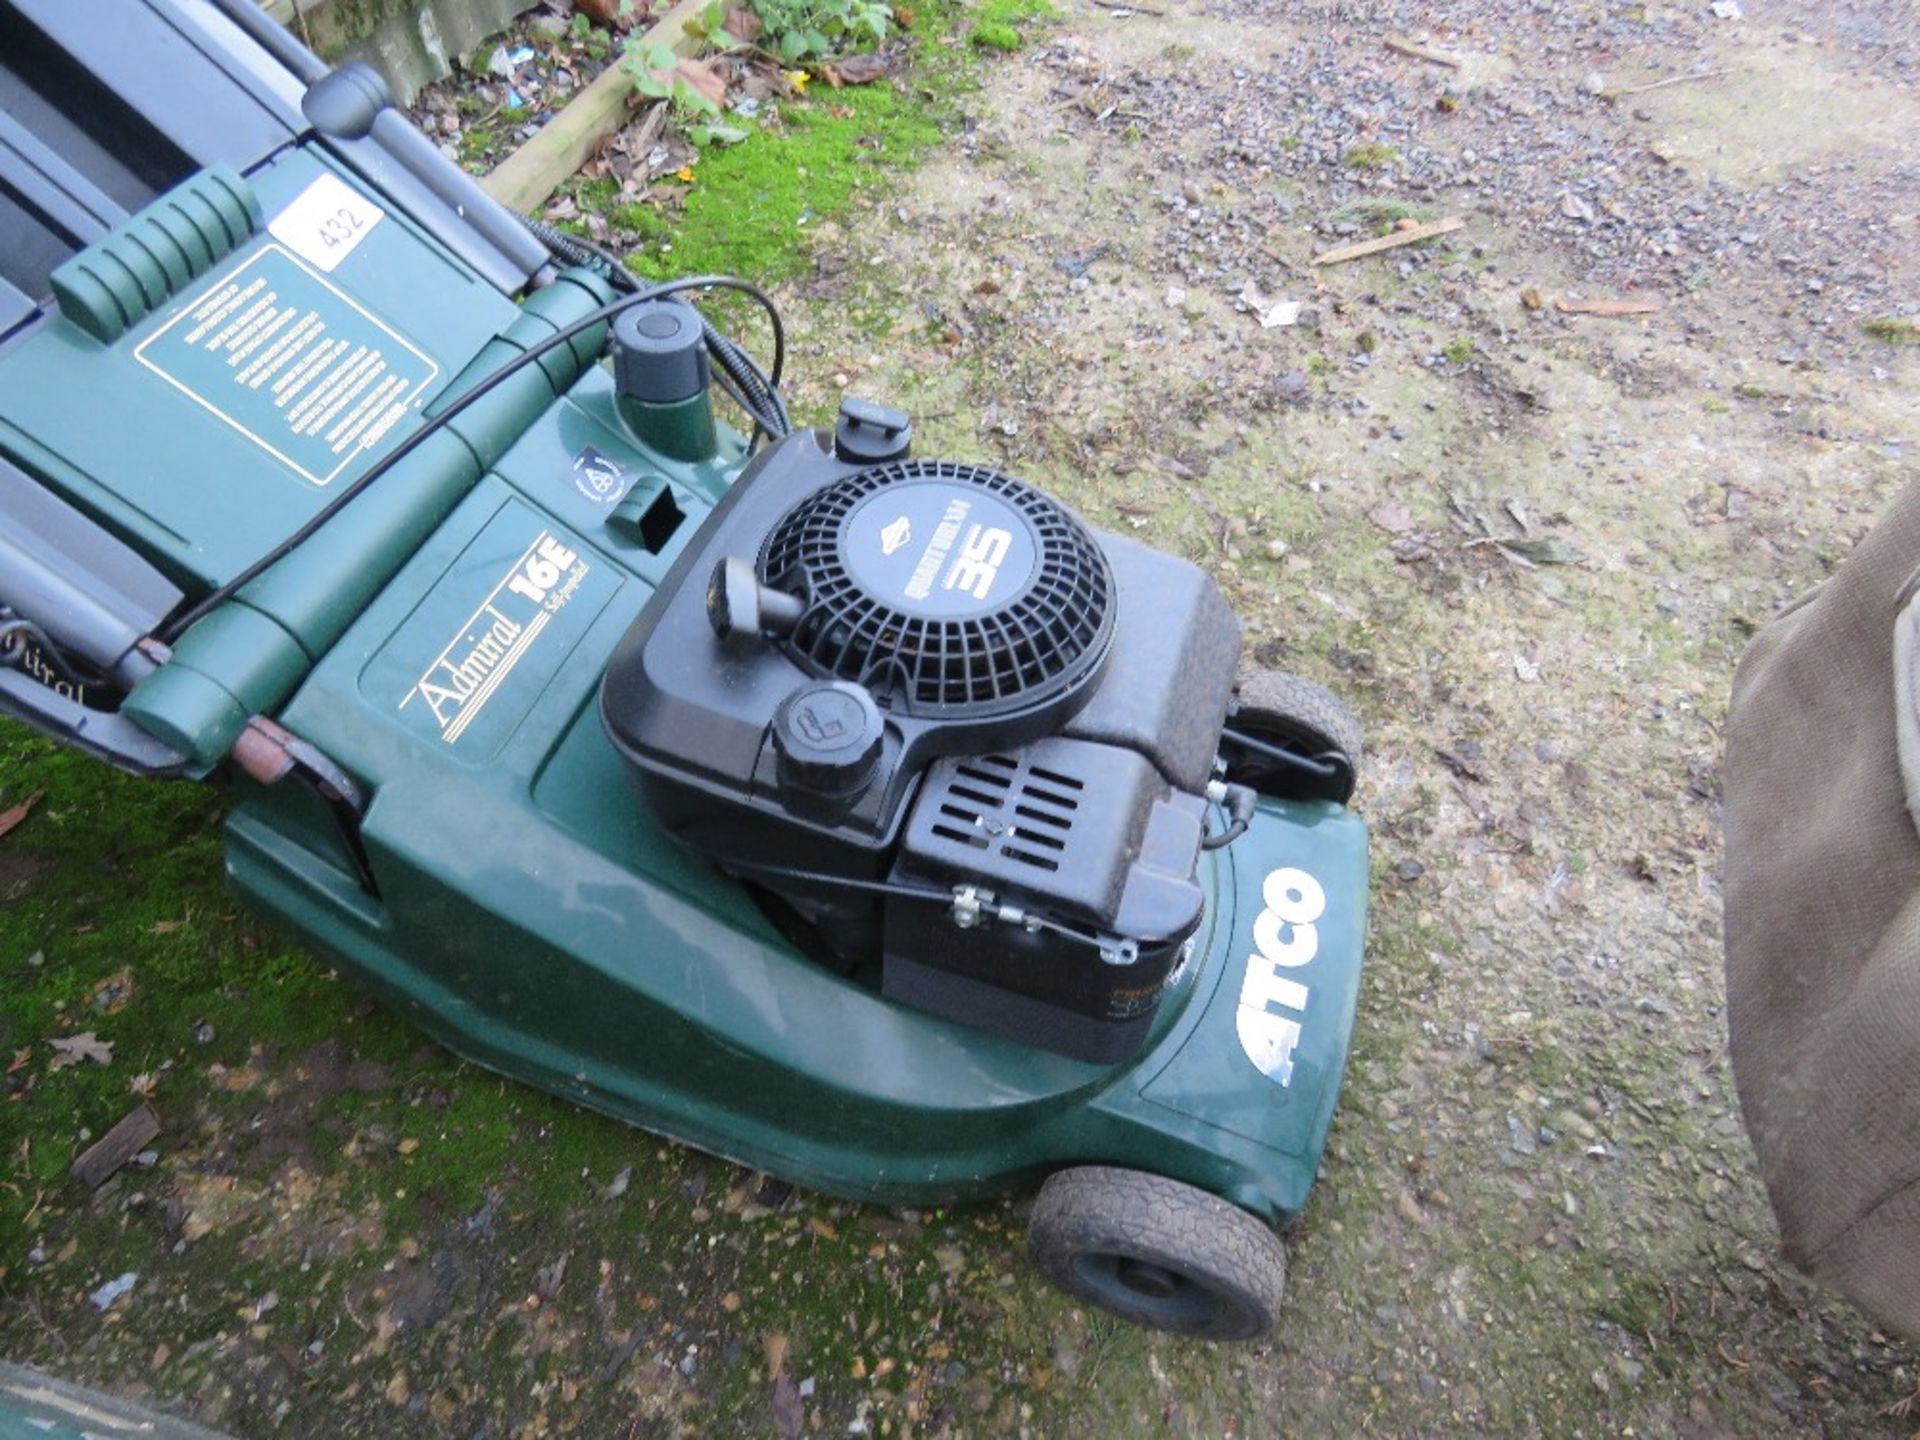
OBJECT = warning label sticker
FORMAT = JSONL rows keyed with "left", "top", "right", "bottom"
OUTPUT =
{"left": 133, "top": 244, "right": 440, "bottom": 488}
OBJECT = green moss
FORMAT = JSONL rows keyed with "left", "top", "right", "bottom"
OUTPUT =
{"left": 978, "top": 0, "right": 1055, "bottom": 20}
{"left": 1864, "top": 316, "right": 1920, "bottom": 346}
{"left": 1343, "top": 142, "right": 1397, "bottom": 171}
{"left": 609, "top": 9, "right": 960, "bottom": 288}
{"left": 965, "top": 0, "right": 1052, "bottom": 51}
{"left": 0, "top": 726, "right": 355, "bottom": 1253}
{"left": 1329, "top": 197, "right": 1428, "bottom": 230}
{"left": 1442, "top": 334, "right": 1474, "bottom": 364}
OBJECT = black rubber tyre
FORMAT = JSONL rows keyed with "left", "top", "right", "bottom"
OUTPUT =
{"left": 1027, "top": 1167, "right": 1287, "bottom": 1340}
{"left": 1224, "top": 668, "right": 1363, "bottom": 805}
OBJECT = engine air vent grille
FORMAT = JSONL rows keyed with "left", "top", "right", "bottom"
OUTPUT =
{"left": 760, "top": 461, "right": 1114, "bottom": 717}
{"left": 920, "top": 752, "right": 1084, "bottom": 876}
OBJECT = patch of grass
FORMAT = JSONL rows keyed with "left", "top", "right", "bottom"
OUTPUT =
{"left": 1343, "top": 141, "right": 1398, "bottom": 171}
{"left": 1442, "top": 334, "right": 1475, "bottom": 365}
{"left": 610, "top": 2, "right": 967, "bottom": 288}
{"left": 1864, "top": 316, "right": 1920, "bottom": 346}
{"left": 1329, "top": 197, "right": 1429, "bottom": 231}
{"left": 0, "top": 727, "right": 353, "bottom": 1250}
{"left": 967, "top": 0, "right": 1053, "bottom": 50}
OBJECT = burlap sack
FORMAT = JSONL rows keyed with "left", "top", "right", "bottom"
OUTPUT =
{"left": 1725, "top": 479, "right": 1920, "bottom": 1337}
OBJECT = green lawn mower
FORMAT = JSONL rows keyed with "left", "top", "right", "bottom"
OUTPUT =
{"left": 0, "top": 0, "right": 1369, "bottom": 1340}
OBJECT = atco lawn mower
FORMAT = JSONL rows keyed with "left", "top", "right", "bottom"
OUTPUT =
{"left": 0, "top": 0, "right": 1369, "bottom": 1339}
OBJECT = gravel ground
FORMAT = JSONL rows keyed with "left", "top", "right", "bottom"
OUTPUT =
{"left": 781, "top": 0, "right": 1920, "bottom": 1430}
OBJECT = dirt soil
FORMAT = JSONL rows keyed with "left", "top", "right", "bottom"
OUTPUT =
{"left": 5, "top": 0, "right": 1920, "bottom": 1436}
{"left": 800, "top": 0, "right": 1920, "bottom": 1431}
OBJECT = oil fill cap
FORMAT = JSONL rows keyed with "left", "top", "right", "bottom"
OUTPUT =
{"left": 835, "top": 396, "right": 912, "bottom": 463}
{"left": 772, "top": 680, "right": 885, "bottom": 796}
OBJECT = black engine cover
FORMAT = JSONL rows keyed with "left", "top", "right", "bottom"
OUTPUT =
{"left": 599, "top": 428, "right": 1242, "bottom": 1063}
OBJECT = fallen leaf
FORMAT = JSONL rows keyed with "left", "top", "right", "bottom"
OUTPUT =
{"left": 763, "top": 1332, "right": 790, "bottom": 1379}
{"left": 177, "top": 1173, "right": 261, "bottom": 1242}
{"left": 807, "top": 1216, "right": 838, "bottom": 1240}
{"left": 1520, "top": 287, "right": 1545, "bottom": 310}
{"left": 128, "top": 1072, "right": 158, "bottom": 1098}
{"left": 824, "top": 52, "right": 890, "bottom": 86}
{"left": 48, "top": 1033, "right": 113, "bottom": 1069}
{"left": 1368, "top": 502, "right": 1415, "bottom": 534}
{"left": 536, "top": 1253, "right": 569, "bottom": 1301}
{"left": 88, "top": 968, "right": 136, "bottom": 1011}
{"left": 722, "top": 4, "right": 762, "bottom": 42}
{"left": 675, "top": 57, "right": 728, "bottom": 108}
{"left": 721, "top": 1291, "right": 741, "bottom": 1312}
{"left": 773, "top": 1374, "right": 804, "bottom": 1439}
{"left": 0, "top": 791, "right": 44, "bottom": 842}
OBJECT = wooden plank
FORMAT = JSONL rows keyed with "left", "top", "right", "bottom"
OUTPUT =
{"left": 1383, "top": 35, "right": 1463, "bottom": 69}
{"left": 480, "top": 0, "right": 710, "bottom": 216}
{"left": 1554, "top": 295, "right": 1661, "bottom": 316}
{"left": 1602, "top": 68, "right": 1728, "bottom": 101}
{"left": 70, "top": 1105, "right": 160, "bottom": 1190}
{"left": 1311, "top": 216, "right": 1466, "bottom": 266}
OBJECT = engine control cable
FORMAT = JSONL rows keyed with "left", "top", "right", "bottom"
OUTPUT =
{"left": 721, "top": 856, "right": 1143, "bottom": 965}
{"left": 525, "top": 220, "right": 791, "bottom": 444}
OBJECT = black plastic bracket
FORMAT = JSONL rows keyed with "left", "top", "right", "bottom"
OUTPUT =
{"left": 834, "top": 396, "right": 912, "bottom": 464}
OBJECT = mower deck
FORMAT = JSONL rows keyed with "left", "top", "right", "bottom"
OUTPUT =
{"left": 220, "top": 434, "right": 1367, "bottom": 1219}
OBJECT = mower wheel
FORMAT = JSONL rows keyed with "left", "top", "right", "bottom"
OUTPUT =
{"left": 1223, "top": 668, "right": 1363, "bottom": 805}
{"left": 1028, "top": 1167, "right": 1287, "bottom": 1340}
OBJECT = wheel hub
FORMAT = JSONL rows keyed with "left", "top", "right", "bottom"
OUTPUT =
{"left": 1115, "top": 1257, "right": 1182, "bottom": 1299}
